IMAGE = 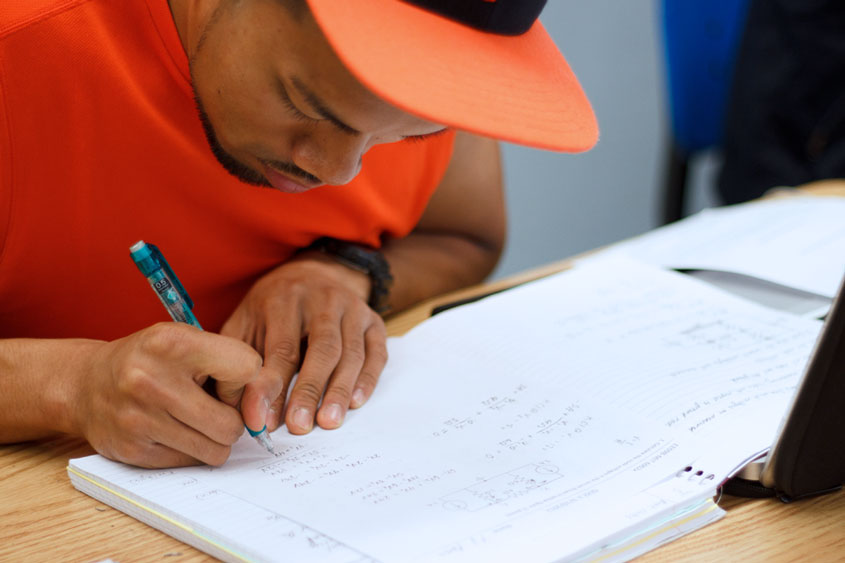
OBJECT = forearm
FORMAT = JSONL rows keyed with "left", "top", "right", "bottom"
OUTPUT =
{"left": 381, "top": 132, "right": 505, "bottom": 313}
{"left": 383, "top": 229, "right": 502, "bottom": 312}
{"left": 0, "top": 338, "right": 99, "bottom": 442}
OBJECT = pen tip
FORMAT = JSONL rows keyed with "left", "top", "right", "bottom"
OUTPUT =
{"left": 255, "top": 431, "right": 275, "bottom": 455}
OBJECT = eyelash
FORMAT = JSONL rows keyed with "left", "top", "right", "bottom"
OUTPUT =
{"left": 278, "top": 84, "right": 445, "bottom": 143}
{"left": 279, "top": 89, "right": 320, "bottom": 124}
{"left": 403, "top": 129, "right": 449, "bottom": 143}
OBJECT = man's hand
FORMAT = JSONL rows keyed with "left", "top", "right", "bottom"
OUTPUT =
{"left": 219, "top": 132, "right": 503, "bottom": 438}
{"left": 71, "top": 324, "right": 263, "bottom": 468}
{"left": 221, "top": 254, "right": 388, "bottom": 436}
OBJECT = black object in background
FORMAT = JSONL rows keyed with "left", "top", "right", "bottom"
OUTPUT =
{"left": 719, "top": 0, "right": 845, "bottom": 204}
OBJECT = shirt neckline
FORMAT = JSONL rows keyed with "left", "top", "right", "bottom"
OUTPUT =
{"left": 143, "top": 0, "right": 192, "bottom": 89}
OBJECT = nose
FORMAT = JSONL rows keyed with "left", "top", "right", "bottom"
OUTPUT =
{"left": 291, "top": 129, "right": 369, "bottom": 186}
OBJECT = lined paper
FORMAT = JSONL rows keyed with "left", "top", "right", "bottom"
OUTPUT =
{"left": 70, "top": 257, "right": 822, "bottom": 562}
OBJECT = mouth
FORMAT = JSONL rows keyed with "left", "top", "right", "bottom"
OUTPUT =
{"left": 259, "top": 162, "right": 323, "bottom": 194}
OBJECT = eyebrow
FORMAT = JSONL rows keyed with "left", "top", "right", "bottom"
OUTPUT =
{"left": 288, "top": 76, "right": 448, "bottom": 141}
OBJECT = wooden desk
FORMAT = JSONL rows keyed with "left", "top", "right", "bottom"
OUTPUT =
{"left": 2, "top": 184, "right": 844, "bottom": 562}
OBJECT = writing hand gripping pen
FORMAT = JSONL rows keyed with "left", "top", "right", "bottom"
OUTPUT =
{"left": 130, "top": 240, "right": 275, "bottom": 455}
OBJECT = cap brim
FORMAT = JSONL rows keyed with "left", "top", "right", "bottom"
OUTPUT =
{"left": 306, "top": 0, "right": 599, "bottom": 152}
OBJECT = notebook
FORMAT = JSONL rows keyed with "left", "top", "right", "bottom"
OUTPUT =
{"left": 67, "top": 256, "right": 840, "bottom": 562}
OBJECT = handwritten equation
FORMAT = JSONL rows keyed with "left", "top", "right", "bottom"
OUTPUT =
{"left": 438, "top": 462, "right": 562, "bottom": 512}
{"left": 254, "top": 446, "right": 382, "bottom": 491}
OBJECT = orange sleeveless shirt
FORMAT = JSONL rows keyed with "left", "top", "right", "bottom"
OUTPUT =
{"left": 0, "top": 0, "right": 454, "bottom": 339}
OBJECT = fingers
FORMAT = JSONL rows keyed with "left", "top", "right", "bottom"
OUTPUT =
{"left": 189, "top": 336, "right": 263, "bottom": 409}
{"left": 113, "top": 350, "right": 245, "bottom": 447}
{"left": 166, "top": 379, "right": 245, "bottom": 446}
{"left": 148, "top": 417, "right": 237, "bottom": 467}
{"left": 90, "top": 374, "right": 243, "bottom": 469}
{"left": 250, "top": 316, "right": 304, "bottom": 433}
{"left": 284, "top": 316, "right": 341, "bottom": 434}
{"left": 222, "top": 308, "right": 293, "bottom": 433}
{"left": 126, "top": 447, "right": 204, "bottom": 469}
{"left": 82, "top": 323, "right": 263, "bottom": 468}
{"left": 104, "top": 416, "right": 237, "bottom": 469}
{"left": 140, "top": 323, "right": 263, "bottom": 408}
{"left": 315, "top": 315, "right": 387, "bottom": 428}
{"left": 222, "top": 258, "right": 390, "bottom": 439}
{"left": 285, "top": 309, "right": 387, "bottom": 434}
{"left": 350, "top": 322, "right": 388, "bottom": 408}
{"left": 239, "top": 370, "right": 283, "bottom": 434}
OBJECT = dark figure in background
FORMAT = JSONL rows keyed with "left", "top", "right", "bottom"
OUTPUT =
{"left": 719, "top": 0, "right": 845, "bottom": 204}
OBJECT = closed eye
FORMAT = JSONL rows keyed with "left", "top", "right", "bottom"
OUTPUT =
{"left": 277, "top": 76, "right": 448, "bottom": 142}
{"left": 402, "top": 129, "right": 449, "bottom": 143}
{"left": 277, "top": 81, "right": 321, "bottom": 124}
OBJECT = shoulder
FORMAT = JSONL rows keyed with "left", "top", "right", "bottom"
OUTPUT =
{"left": 0, "top": 0, "right": 90, "bottom": 39}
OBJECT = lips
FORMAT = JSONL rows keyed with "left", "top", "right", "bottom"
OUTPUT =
{"left": 260, "top": 162, "right": 322, "bottom": 194}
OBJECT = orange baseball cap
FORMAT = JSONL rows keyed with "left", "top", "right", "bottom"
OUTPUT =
{"left": 305, "top": 0, "right": 599, "bottom": 152}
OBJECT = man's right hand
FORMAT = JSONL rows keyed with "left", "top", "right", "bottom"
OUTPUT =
{"left": 67, "top": 323, "right": 262, "bottom": 468}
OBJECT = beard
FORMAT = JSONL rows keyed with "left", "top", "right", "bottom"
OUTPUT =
{"left": 193, "top": 95, "right": 273, "bottom": 188}
{"left": 192, "top": 94, "right": 321, "bottom": 188}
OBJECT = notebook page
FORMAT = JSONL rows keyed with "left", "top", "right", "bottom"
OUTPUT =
{"left": 70, "top": 257, "right": 821, "bottom": 563}
{"left": 596, "top": 196, "right": 845, "bottom": 298}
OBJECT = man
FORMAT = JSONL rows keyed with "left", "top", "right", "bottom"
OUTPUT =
{"left": 0, "top": 0, "right": 597, "bottom": 468}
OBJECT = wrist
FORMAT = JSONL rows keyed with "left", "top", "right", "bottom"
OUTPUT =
{"left": 298, "top": 237, "right": 394, "bottom": 313}
{"left": 47, "top": 339, "right": 106, "bottom": 437}
{"left": 293, "top": 250, "right": 373, "bottom": 303}
{"left": 0, "top": 338, "right": 104, "bottom": 441}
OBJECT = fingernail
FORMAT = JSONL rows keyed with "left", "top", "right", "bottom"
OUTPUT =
{"left": 292, "top": 407, "right": 312, "bottom": 431}
{"left": 351, "top": 387, "right": 367, "bottom": 408}
{"left": 324, "top": 403, "right": 344, "bottom": 426}
{"left": 246, "top": 399, "right": 270, "bottom": 433}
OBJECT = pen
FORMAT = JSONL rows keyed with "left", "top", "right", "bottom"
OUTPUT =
{"left": 129, "top": 240, "right": 275, "bottom": 455}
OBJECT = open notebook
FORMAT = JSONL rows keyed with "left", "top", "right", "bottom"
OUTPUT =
{"left": 68, "top": 256, "right": 839, "bottom": 562}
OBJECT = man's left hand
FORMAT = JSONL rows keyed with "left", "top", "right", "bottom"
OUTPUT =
{"left": 221, "top": 253, "right": 387, "bottom": 435}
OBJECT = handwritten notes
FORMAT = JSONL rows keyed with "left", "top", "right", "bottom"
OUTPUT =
{"left": 69, "top": 257, "right": 822, "bottom": 562}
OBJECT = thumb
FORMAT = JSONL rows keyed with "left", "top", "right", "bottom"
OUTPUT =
{"left": 239, "top": 367, "right": 286, "bottom": 433}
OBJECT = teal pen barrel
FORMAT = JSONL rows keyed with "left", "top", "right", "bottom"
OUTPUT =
{"left": 130, "top": 240, "right": 202, "bottom": 328}
{"left": 148, "top": 269, "right": 201, "bottom": 326}
{"left": 129, "top": 240, "right": 270, "bottom": 453}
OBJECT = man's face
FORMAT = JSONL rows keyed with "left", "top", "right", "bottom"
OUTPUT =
{"left": 187, "top": 0, "right": 446, "bottom": 193}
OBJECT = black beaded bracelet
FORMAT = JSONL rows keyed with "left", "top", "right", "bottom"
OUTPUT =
{"left": 303, "top": 237, "right": 394, "bottom": 313}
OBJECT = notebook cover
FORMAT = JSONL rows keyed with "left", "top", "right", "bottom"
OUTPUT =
{"left": 764, "top": 274, "right": 845, "bottom": 500}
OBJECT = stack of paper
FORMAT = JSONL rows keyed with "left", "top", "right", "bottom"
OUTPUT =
{"left": 597, "top": 196, "right": 845, "bottom": 302}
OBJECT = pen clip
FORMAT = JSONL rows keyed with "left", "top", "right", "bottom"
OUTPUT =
{"left": 147, "top": 244, "right": 195, "bottom": 311}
